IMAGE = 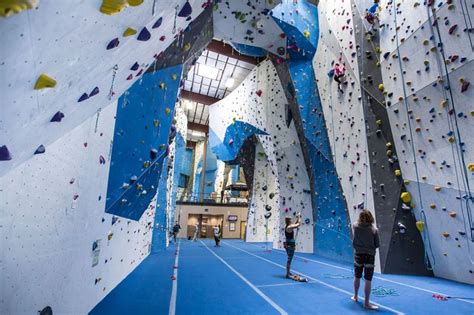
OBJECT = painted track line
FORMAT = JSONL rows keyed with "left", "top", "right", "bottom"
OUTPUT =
{"left": 224, "top": 241, "right": 404, "bottom": 315}
{"left": 168, "top": 240, "right": 180, "bottom": 315}
{"left": 262, "top": 246, "right": 474, "bottom": 306}
{"left": 200, "top": 240, "right": 288, "bottom": 315}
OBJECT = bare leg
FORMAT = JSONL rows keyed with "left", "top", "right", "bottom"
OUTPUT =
{"left": 352, "top": 277, "right": 360, "bottom": 302}
{"left": 286, "top": 256, "right": 293, "bottom": 277}
{"left": 364, "top": 280, "right": 379, "bottom": 310}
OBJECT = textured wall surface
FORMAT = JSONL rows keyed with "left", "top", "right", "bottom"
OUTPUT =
{"left": 0, "top": 103, "right": 155, "bottom": 314}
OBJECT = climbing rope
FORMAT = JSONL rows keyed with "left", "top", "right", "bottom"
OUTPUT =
{"left": 371, "top": 286, "right": 399, "bottom": 297}
{"left": 108, "top": 64, "right": 119, "bottom": 100}
{"left": 459, "top": 0, "right": 474, "bottom": 51}
{"left": 392, "top": 0, "right": 435, "bottom": 269}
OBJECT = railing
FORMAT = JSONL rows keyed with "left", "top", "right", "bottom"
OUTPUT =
{"left": 177, "top": 190, "right": 249, "bottom": 206}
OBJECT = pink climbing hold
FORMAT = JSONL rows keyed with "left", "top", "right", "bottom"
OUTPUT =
{"left": 126, "top": 74, "right": 133, "bottom": 80}
{"left": 228, "top": 139, "right": 234, "bottom": 145}
{"left": 256, "top": 89, "right": 263, "bottom": 97}
{"left": 159, "top": 35, "right": 166, "bottom": 41}
{"left": 448, "top": 24, "right": 458, "bottom": 35}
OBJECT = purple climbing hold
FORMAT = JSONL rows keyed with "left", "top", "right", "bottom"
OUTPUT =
{"left": 130, "top": 62, "right": 139, "bottom": 71}
{"left": 89, "top": 86, "right": 100, "bottom": 97}
{"left": 137, "top": 27, "right": 151, "bottom": 41}
{"left": 34, "top": 145, "right": 45, "bottom": 155}
{"left": 78, "top": 93, "right": 89, "bottom": 102}
{"left": 152, "top": 17, "right": 163, "bottom": 29}
{"left": 0, "top": 145, "right": 12, "bottom": 161}
{"left": 50, "top": 111, "right": 65, "bottom": 122}
{"left": 461, "top": 81, "right": 470, "bottom": 93}
{"left": 106, "top": 38, "right": 120, "bottom": 50}
{"left": 178, "top": 0, "right": 192, "bottom": 17}
{"left": 99, "top": 155, "right": 106, "bottom": 164}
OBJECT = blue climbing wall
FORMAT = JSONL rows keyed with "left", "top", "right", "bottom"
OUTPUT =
{"left": 192, "top": 143, "right": 219, "bottom": 199}
{"left": 273, "top": 1, "right": 352, "bottom": 261}
{"left": 105, "top": 65, "right": 183, "bottom": 220}
{"left": 152, "top": 156, "right": 170, "bottom": 252}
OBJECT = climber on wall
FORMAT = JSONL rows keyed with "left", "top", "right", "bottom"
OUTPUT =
{"left": 284, "top": 213, "right": 306, "bottom": 281}
{"left": 365, "top": 1, "right": 380, "bottom": 34}
{"left": 351, "top": 209, "right": 380, "bottom": 310}
{"left": 213, "top": 225, "right": 221, "bottom": 246}
{"left": 333, "top": 60, "right": 346, "bottom": 93}
{"left": 172, "top": 222, "right": 181, "bottom": 244}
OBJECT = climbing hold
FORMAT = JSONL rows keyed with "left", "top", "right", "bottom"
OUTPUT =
{"left": 100, "top": 0, "right": 127, "bottom": 15}
{"left": 34, "top": 74, "right": 56, "bottom": 90}
{"left": 264, "top": 212, "right": 272, "bottom": 219}
{"left": 448, "top": 24, "right": 458, "bottom": 35}
{"left": 378, "top": 84, "right": 384, "bottom": 92}
{"left": 78, "top": 93, "right": 89, "bottom": 102}
{"left": 130, "top": 62, "right": 139, "bottom": 71}
{"left": 152, "top": 17, "right": 163, "bottom": 29}
{"left": 0, "top": 0, "right": 37, "bottom": 17}
{"left": 430, "top": 204, "right": 436, "bottom": 209}
{"left": 50, "top": 111, "right": 65, "bottom": 122}
{"left": 108, "top": 231, "right": 114, "bottom": 240}
{"left": 34, "top": 145, "right": 45, "bottom": 155}
{"left": 127, "top": 0, "right": 143, "bottom": 6}
{"left": 401, "top": 192, "right": 411, "bottom": 203}
{"left": 178, "top": 0, "right": 192, "bottom": 17}
{"left": 449, "top": 211, "right": 456, "bottom": 218}
{"left": 416, "top": 221, "right": 424, "bottom": 232}
{"left": 123, "top": 27, "right": 137, "bottom": 37}
{"left": 434, "top": 186, "right": 441, "bottom": 192}
{"left": 256, "top": 90, "right": 263, "bottom": 97}
{"left": 89, "top": 86, "right": 100, "bottom": 97}
{"left": 468, "top": 163, "right": 474, "bottom": 172}
{"left": 394, "top": 169, "right": 401, "bottom": 176}
{"left": 0, "top": 145, "right": 12, "bottom": 161}
{"left": 159, "top": 82, "right": 165, "bottom": 89}
{"left": 137, "top": 27, "right": 151, "bottom": 41}
{"left": 442, "top": 232, "right": 450, "bottom": 238}
{"left": 106, "top": 38, "right": 120, "bottom": 50}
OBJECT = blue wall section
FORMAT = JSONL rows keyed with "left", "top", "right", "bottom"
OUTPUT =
{"left": 273, "top": 1, "right": 352, "bottom": 261}
{"left": 105, "top": 65, "right": 183, "bottom": 220}
{"left": 230, "top": 42, "right": 267, "bottom": 58}
{"left": 192, "top": 143, "right": 218, "bottom": 199}
{"left": 152, "top": 156, "right": 170, "bottom": 252}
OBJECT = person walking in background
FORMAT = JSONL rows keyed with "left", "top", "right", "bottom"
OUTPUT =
{"left": 172, "top": 222, "right": 181, "bottom": 244}
{"left": 213, "top": 225, "right": 221, "bottom": 246}
{"left": 192, "top": 222, "right": 199, "bottom": 241}
{"left": 351, "top": 209, "right": 380, "bottom": 310}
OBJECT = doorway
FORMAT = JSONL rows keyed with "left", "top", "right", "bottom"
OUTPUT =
{"left": 187, "top": 214, "right": 223, "bottom": 239}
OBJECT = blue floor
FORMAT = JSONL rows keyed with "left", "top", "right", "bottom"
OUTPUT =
{"left": 91, "top": 240, "right": 474, "bottom": 314}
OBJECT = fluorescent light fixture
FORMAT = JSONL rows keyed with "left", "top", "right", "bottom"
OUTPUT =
{"left": 198, "top": 64, "right": 219, "bottom": 80}
{"left": 225, "top": 77, "right": 235, "bottom": 88}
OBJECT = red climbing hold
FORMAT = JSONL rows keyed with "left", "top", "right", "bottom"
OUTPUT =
{"left": 461, "top": 81, "right": 470, "bottom": 93}
{"left": 126, "top": 74, "right": 133, "bottom": 80}
{"left": 448, "top": 24, "right": 458, "bottom": 35}
{"left": 256, "top": 89, "right": 263, "bottom": 97}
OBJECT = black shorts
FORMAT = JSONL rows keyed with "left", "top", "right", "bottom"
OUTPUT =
{"left": 354, "top": 253, "right": 375, "bottom": 281}
{"left": 285, "top": 242, "right": 295, "bottom": 259}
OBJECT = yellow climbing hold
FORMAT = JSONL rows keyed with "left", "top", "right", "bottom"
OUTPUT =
{"left": 182, "top": 43, "right": 191, "bottom": 52}
{"left": 172, "top": 74, "right": 178, "bottom": 80}
{"left": 442, "top": 232, "right": 450, "bottom": 238}
{"left": 303, "top": 31, "right": 310, "bottom": 38}
{"left": 416, "top": 221, "right": 424, "bottom": 232}
{"left": 123, "top": 27, "right": 137, "bottom": 37}
{"left": 127, "top": 0, "right": 143, "bottom": 6}
{"left": 378, "top": 84, "right": 385, "bottom": 92}
{"left": 404, "top": 179, "right": 410, "bottom": 185}
{"left": 468, "top": 163, "right": 474, "bottom": 172}
{"left": 108, "top": 231, "right": 114, "bottom": 240}
{"left": 0, "top": 0, "right": 37, "bottom": 17}
{"left": 34, "top": 74, "right": 57, "bottom": 90}
{"left": 401, "top": 192, "right": 411, "bottom": 203}
{"left": 159, "top": 82, "right": 165, "bottom": 89}
{"left": 448, "top": 211, "right": 456, "bottom": 218}
{"left": 143, "top": 161, "right": 150, "bottom": 168}
{"left": 395, "top": 169, "right": 401, "bottom": 176}
{"left": 440, "top": 99, "right": 447, "bottom": 108}
{"left": 100, "top": 0, "right": 128, "bottom": 15}
{"left": 165, "top": 107, "right": 171, "bottom": 115}
{"left": 430, "top": 203, "right": 436, "bottom": 209}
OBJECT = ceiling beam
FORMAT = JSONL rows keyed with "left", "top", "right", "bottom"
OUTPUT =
{"left": 180, "top": 90, "right": 220, "bottom": 105}
{"left": 207, "top": 40, "right": 262, "bottom": 65}
{"left": 187, "top": 122, "right": 209, "bottom": 133}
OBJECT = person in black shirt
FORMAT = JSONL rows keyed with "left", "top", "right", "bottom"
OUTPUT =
{"left": 172, "top": 222, "right": 181, "bottom": 244}
{"left": 284, "top": 213, "right": 301, "bottom": 279}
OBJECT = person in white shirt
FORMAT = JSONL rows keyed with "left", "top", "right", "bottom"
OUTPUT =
{"left": 213, "top": 225, "right": 221, "bottom": 246}
{"left": 192, "top": 223, "right": 199, "bottom": 241}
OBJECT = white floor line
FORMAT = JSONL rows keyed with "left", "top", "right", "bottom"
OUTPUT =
{"left": 224, "top": 241, "right": 404, "bottom": 315}
{"left": 168, "top": 241, "right": 180, "bottom": 315}
{"left": 262, "top": 245, "right": 474, "bottom": 305}
{"left": 199, "top": 240, "right": 288, "bottom": 315}
{"left": 257, "top": 282, "right": 311, "bottom": 288}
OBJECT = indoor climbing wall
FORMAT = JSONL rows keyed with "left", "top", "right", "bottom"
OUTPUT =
{"left": 0, "top": 103, "right": 155, "bottom": 314}
{"left": 212, "top": 0, "right": 287, "bottom": 58}
{"left": 313, "top": 0, "right": 377, "bottom": 266}
{"left": 0, "top": 0, "right": 206, "bottom": 174}
{"left": 375, "top": 0, "right": 474, "bottom": 284}
{"left": 246, "top": 142, "right": 280, "bottom": 243}
{"left": 209, "top": 60, "right": 314, "bottom": 252}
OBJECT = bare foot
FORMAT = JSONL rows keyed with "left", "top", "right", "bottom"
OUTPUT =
{"left": 351, "top": 296, "right": 358, "bottom": 302}
{"left": 364, "top": 304, "right": 379, "bottom": 310}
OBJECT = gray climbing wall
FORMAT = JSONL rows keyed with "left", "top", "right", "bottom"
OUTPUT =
{"left": 209, "top": 60, "right": 314, "bottom": 252}
{"left": 375, "top": 0, "right": 474, "bottom": 284}
{"left": 0, "top": 103, "right": 156, "bottom": 314}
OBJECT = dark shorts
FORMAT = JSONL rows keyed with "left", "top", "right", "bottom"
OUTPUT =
{"left": 354, "top": 253, "right": 375, "bottom": 281}
{"left": 285, "top": 242, "right": 295, "bottom": 259}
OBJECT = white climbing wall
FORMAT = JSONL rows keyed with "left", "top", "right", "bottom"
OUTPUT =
{"left": 0, "top": 102, "right": 156, "bottom": 314}
{"left": 209, "top": 60, "right": 313, "bottom": 252}
{"left": 246, "top": 142, "right": 279, "bottom": 243}
{"left": 377, "top": 0, "right": 474, "bottom": 284}
{"left": 212, "top": 0, "right": 286, "bottom": 57}
{"left": 0, "top": 0, "right": 206, "bottom": 175}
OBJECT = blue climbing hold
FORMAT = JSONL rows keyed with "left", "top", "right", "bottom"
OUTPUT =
{"left": 137, "top": 27, "right": 151, "bottom": 41}
{"left": 34, "top": 145, "right": 46, "bottom": 155}
{"left": 106, "top": 38, "right": 120, "bottom": 50}
{"left": 89, "top": 86, "right": 100, "bottom": 97}
{"left": 130, "top": 62, "right": 139, "bottom": 71}
{"left": 50, "top": 111, "right": 65, "bottom": 122}
{"left": 152, "top": 17, "right": 163, "bottom": 29}
{"left": 78, "top": 93, "right": 89, "bottom": 102}
{"left": 178, "top": 0, "right": 192, "bottom": 17}
{"left": 0, "top": 145, "right": 12, "bottom": 161}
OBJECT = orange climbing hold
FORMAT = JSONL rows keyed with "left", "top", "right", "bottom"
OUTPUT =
{"left": 34, "top": 74, "right": 57, "bottom": 90}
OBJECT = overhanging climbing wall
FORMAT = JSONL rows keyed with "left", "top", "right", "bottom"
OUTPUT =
{"left": 376, "top": 0, "right": 474, "bottom": 284}
{"left": 209, "top": 60, "right": 314, "bottom": 252}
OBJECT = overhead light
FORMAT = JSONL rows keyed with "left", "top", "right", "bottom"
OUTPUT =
{"left": 225, "top": 78, "right": 235, "bottom": 88}
{"left": 185, "top": 101, "right": 193, "bottom": 110}
{"left": 198, "top": 64, "right": 219, "bottom": 80}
